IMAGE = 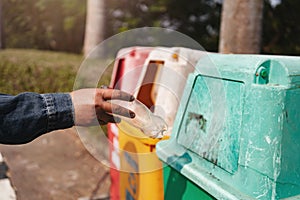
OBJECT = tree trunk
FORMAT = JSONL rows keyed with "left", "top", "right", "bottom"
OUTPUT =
{"left": 83, "top": 0, "right": 105, "bottom": 56}
{"left": 219, "top": 0, "right": 264, "bottom": 54}
{"left": 0, "top": 0, "right": 4, "bottom": 49}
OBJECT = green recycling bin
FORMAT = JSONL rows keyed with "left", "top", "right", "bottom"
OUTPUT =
{"left": 156, "top": 53, "right": 300, "bottom": 200}
{"left": 163, "top": 163, "right": 214, "bottom": 200}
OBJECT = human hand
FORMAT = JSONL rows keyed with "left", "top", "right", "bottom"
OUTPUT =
{"left": 70, "top": 88, "right": 135, "bottom": 126}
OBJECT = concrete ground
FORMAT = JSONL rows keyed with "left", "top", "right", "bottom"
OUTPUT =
{"left": 0, "top": 128, "right": 110, "bottom": 200}
{"left": 0, "top": 152, "right": 16, "bottom": 200}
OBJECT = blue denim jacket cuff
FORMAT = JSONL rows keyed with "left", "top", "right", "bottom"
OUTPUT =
{"left": 41, "top": 93, "right": 74, "bottom": 132}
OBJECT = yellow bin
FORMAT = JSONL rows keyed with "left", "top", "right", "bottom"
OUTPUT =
{"left": 118, "top": 122, "right": 168, "bottom": 200}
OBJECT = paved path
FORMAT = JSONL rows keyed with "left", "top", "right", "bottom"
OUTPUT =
{"left": 0, "top": 128, "right": 110, "bottom": 200}
{"left": 0, "top": 152, "right": 17, "bottom": 200}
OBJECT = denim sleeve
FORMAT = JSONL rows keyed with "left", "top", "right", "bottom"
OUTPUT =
{"left": 0, "top": 92, "right": 74, "bottom": 144}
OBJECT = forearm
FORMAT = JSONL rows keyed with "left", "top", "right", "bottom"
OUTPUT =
{"left": 0, "top": 88, "right": 135, "bottom": 145}
{"left": 0, "top": 92, "right": 74, "bottom": 144}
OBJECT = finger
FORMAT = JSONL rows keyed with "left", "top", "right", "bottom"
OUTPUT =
{"left": 102, "top": 89, "right": 134, "bottom": 101}
{"left": 97, "top": 113, "right": 121, "bottom": 124}
{"left": 98, "top": 101, "right": 135, "bottom": 118}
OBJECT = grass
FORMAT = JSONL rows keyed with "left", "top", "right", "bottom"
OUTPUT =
{"left": 0, "top": 49, "right": 83, "bottom": 95}
{"left": 0, "top": 48, "right": 115, "bottom": 137}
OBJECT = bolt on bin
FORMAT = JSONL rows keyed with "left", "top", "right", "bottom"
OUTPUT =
{"left": 107, "top": 46, "right": 152, "bottom": 200}
{"left": 156, "top": 53, "right": 300, "bottom": 200}
{"left": 112, "top": 47, "right": 206, "bottom": 200}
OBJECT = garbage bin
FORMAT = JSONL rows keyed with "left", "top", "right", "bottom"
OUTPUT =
{"left": 156, "top": 54, "right": 300, "bottom": 200}
{"left": 108, "top": 46, "right": 152, "bottom": 200}
{"left": 135, "top": 47, "right": 206, "bottom": 136}
{"left": 112, "top": 47, "right": 205, "bottom": 200}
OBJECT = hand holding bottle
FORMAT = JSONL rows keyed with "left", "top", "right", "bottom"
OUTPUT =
{"left": 109, "top": 98, "right": 168, "bottom": 139}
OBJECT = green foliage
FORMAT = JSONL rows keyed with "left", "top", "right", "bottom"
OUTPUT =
{"left": 106, "top": 0, "right": 300, "bottom": 55}
{"left": 262, "top": 0, "right": 300, "bottom": 55}
{"left": 2, "top": 0, "right": 86, "bottom": 53}
{"left": 0, "top": 49, "right": 82, "bottom": 95}
{"left": 3, "top": 0, "right": 300, "bottom": 55}
{"left": 163, "top": 0, "right": 221, "bottom": 51}
{"left": 106, "top": 0, "right": 222, "bottom": 51}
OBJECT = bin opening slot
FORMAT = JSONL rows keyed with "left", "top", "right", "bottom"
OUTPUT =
{"left": 137, "top": 61, "right": 164, "bottom": 110}
{"left": 113, "top": 58, "right": 125, "bottom": 89}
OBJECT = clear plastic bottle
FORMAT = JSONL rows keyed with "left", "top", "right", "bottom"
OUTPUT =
{"left": 109, "top": 99, "right": 168, "bottom": 138}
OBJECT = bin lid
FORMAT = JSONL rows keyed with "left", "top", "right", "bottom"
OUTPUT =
{"left": 195, "top": 53, "right": 300, "bottom": 88}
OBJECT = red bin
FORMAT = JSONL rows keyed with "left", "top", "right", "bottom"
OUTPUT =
{"left": 108, "top": 47, "right": 152, "bottom": 200}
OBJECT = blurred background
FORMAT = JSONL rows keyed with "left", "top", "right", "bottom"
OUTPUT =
{"left": 0, "top": 0, "right": 300, "bottom": 199}
{"left": 1, "top": 0, "right": 300, "bottom": 52}
{"left": 1, "top": 0, "right": 300, "bottom": 94}
{"left": 1, "top": 0, "right": 299, "bottom": 94}
{"left": 1, "top": 0, "right": 300, "bottom": 54}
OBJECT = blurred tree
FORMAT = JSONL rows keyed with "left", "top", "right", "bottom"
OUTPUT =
{"left": 106, "top": 0, "right": 222, "bottom": 52}
{"left": 164, "top": 0, "right": 221, "bottom": 51}
{"left": 219, "top": 0, "right": 264, "bottom": 53}
{"left": 2, "top": 0, "right": 86, "bottom": 53}
{"left": 0, "top": 0, "right": 3, "bottom": 49}
{"left": 83, "top": 0, "right": 105, "bottom": 56}
{"left": 262, "top": 0, "right": 300, "bottom": 55}
{"left": 3, "top": 0, "right": 300, "bottom": 56}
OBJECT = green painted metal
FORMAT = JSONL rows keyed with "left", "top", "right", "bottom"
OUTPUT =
{"left": 157, "top": 53, "right": 300, "bottom": 200}
{"left": 163, "top": 165, "right": 214, "bottom": 200}
{"left": 177, "top": 76, "right": 243, "bottom": 174}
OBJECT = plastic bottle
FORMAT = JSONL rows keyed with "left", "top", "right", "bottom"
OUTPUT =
{"left": 109, "top": 99, "right": 168, "bottom": 138}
